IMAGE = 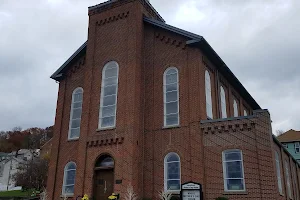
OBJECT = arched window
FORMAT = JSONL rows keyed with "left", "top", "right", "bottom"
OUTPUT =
{"left": 233, "top": 99, "right": 238, "bottom": 117}
{"left": 292, "top": 167, "right": 299, "bottom": 200}
{"left": 222, "top": 149, "right": 245, "bottom": 191}
{"left": 95, "top": 155, "right": 114, "bottom": 169}
{"left": 69, "top": 88, "right": 83, "bottom": 140}
{"left": 220, "top": 86, "right": 227, "bottom": 118}
{"left": 99, "top": 61, "right": 119, "bottom": 129}
{"left": 164, "top": 152, "right": 181, "bottom": 192}
{"left": 284, "top": 160, "right": 292, "bottom": 199}
{"left": 163, "top": 67, "right": 179, "bottom": 127}
{"left": 275, "top": 151, "right": 283, "bottom": 194}
{"left": 243, "top": 110, "right": 248, "bottom": 116}
{"left": 205, "top": 70, "right": 213, "bottom": 119}
{"left": 62, "top": 162, "right": 76, "bottom": 195}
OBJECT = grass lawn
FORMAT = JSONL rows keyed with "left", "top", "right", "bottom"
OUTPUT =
{"left": 0, "top": 189, "right": 37, "bottom": 197}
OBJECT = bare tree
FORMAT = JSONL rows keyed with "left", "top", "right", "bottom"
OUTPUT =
{"left": 276, "top": 130, "right": 285, "bottom": 136}
{"left": 124, "top": 184, "right": 138, "bottom": 200}
{"left": 40, "top": 188, "right": 48, "bottom": 200}
{"left": 158, "top": 190, "right": 172, "bottom": 200}
{"left": 13, "top": 158, "right": 48, "bottom": 191}
{"left": 12, "top": 126, "right": 22, "bottom": 132}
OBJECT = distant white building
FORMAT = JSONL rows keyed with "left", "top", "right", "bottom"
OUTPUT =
{"left": 0, "top": 149, "right": 39, "bottom": 191}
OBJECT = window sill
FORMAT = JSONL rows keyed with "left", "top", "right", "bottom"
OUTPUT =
{"left": 280, "top": 193, "right": 284, "bottom": 196}
{"left": 223, "top": 191, "right": 247, "bottom": 195}
{"left": 67, "top": 138, "right": 79, "bottom": 142}
{"left": 165, "top": 190, "right": 180, "bottom": 195}
{"left": 162, "top": 125, "right": 181, "bottom": 129}
{"left": 60, "top": 194, "right": 74, "bottom": 198}
{"left": 96, "top": 127, "right": 116, "bottom": 132}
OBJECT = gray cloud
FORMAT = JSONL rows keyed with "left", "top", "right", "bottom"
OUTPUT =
{"left": 0, "top": 0, "right": 299, "bottom": 133}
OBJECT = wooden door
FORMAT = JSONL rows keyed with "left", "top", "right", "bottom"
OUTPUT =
{"left": 94, "top": 169, "right": 114, "bottom": 200}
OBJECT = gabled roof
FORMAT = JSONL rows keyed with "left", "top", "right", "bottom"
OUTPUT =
{"left": 50, "top": 41, "right": 87, "bottom": 81}
{"left": 273, "top": 135, "right": 300, "bottom": 167}
{"left": 144, "top": 16, "right": 260, "bottom": 110}
{"left": 277, "top": 129, "right": 300, "bottom": 143}
{"left": 50, "top": 16, "right": 260, "bottom": 110}
{"left": 143, "top": 17, "right": 202, "bottom": 40}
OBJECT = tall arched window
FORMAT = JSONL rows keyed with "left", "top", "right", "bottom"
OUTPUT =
{"left": 292, "top": 167, "right": 299, "bottom": 200}
{"left": 233, "top": 99, "right": 238, "bottom": 117}
{"left": 62, "top": 162, "right": 76, "bottom": 195}
{"left": 163, "top": 67, "right": 179, "bottom": 127}
{"left": 220, "top": 86, "right": 227, "bottom": 118}
{"left": 222, "top": 149, "right": 245, "bottom": 191}
{"left": 284, "top": 160, "right": 292, "bottom": 199}
{"left": 69, "top": 87, "right": 83, "bottom": 140}
{"left": 205, "top": 70, "right": 213, "bottom": 119}
{"left": 164, "top": 152, "right": 181, "bottom": 192}
{"left": 275, "top": 151, "right": 283, "bottom": 194}
{"left": 99, "top": 61, "right": 119, "bottom": 129}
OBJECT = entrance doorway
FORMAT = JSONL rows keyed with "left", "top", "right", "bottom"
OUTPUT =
{"left": 93, "top": 155, "right": 114, "bottom": 200}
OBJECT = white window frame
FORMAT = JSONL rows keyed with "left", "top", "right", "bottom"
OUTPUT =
{"left": 275, "top": 151, "right": 283, "bottom": 195}
{"left": 220, "top": 86, "right": 227, "bottom": 118}
{"left": 164, "top": 152, "right": 181, "bottom": 193}
{"left": 283, "top": 143, "right": 288, "bottom": 149}
{"left": 285, "top": 160, "right": 292, "bottom": 199}
{"left": 98, "top": 61, "right": 119, "bottom": 129}
{"left": 243, "top": 109, "right": 248, "bottom": 116}
{"left": 233, "top": 99, "right": 238, "bottom": 117}
{"left": 68, "top": 87, "right": 83, "bottom": 140}
{"left": 163, "top": 67, "right": 180, "bottom": 127}
{"left": 205, "top": 70, "right": 213, "bottom": 119}
{"left": 222, "top": 149, "right": 246, "bottom": 192}
{"left": 62, "top": 162, "right": 76, "bottom": 196}
{"left": 295, "top": 142, "right": 300, "bottom": 154}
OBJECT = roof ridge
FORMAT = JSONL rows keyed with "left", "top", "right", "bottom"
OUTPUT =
{"left": 143, "top": 16, "right": 202, "bottom": 40}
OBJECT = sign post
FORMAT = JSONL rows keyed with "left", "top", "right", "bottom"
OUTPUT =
{"left": 180, "top": 182, "right": 203, "bottom": 200}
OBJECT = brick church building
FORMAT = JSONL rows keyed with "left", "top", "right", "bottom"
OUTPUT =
{"left": 47, "top": 0, "right": 300, "bottom": 199}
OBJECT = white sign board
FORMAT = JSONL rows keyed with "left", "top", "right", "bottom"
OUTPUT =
{"left": 182, "top": 183, "right": 201, "bottom": 190}
{"left": 181, "top": 182, "right": 202, "bottom": 200}
{"left": 182, "top": 190, "right": 200, "bottom": 200}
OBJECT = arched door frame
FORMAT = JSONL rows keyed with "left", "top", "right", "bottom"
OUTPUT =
{"left": 93, "top": 154, "right": 115, "bottom": 200}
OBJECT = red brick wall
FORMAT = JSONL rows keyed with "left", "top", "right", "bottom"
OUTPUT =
{"left": 201, "top": 110, "right": 300, "bottom": 200}
{"left": 47, "top": 1, "right": 300, "bottom": 200}
{"left": 47, "top": 55, "right": 85, "bottom": 199}
{"left": 275, "top": 139, "right": 300, "bottom": 200}
{"left": 47, "top": 0, "right": 160, "bottom": 199}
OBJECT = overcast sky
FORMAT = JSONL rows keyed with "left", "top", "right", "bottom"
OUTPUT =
{"left": 0, "top": 0, "right": 299, "bottom": 134}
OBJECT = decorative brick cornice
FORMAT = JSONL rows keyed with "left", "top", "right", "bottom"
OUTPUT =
{"left": 155, "top": 32, "right": 186, "bottom": 49}
{"left": 201, "top": 122, "right": 255, "bottom": 134}
{"left": 66, "top": 56, "right": 85, "bottom": 77}
{"left": 89, "top": 0, "right": 164, "bottom": 22}
{"left": 96, "top": 12, "right": 130, "bottom": 26}
{"left": 87, "top": 137, "right": 124, "bottom": 148}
